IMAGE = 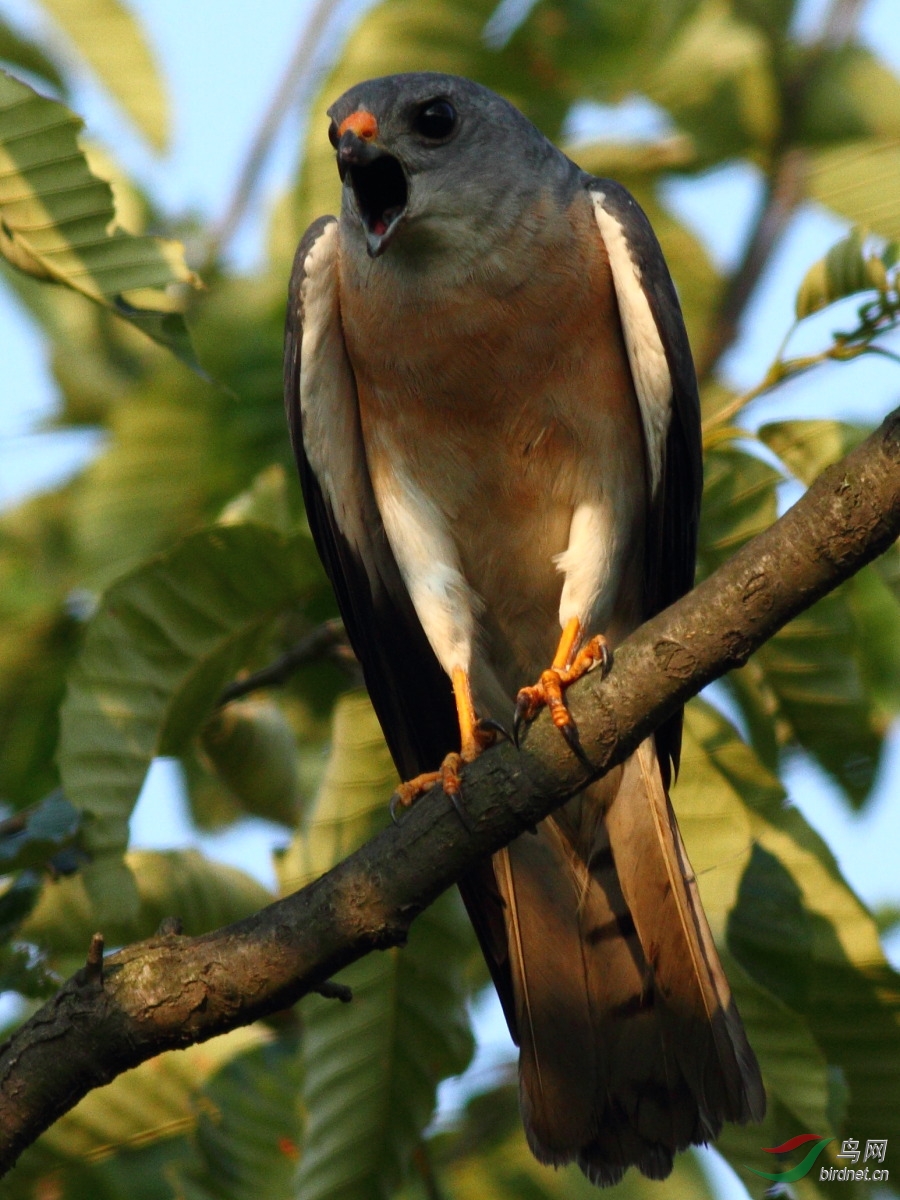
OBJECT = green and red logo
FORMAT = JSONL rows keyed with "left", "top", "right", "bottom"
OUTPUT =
{"left": 747, "top": 1134, "right": 834, "bottom": 1182}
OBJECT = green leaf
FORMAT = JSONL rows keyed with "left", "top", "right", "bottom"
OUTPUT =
{"left": 0, "top": 607, "right": 80, "bottom": 808}
{"left": 0, "top": 69, "right": 199, "bottom": 364}
{"left": 199, "top": 698, "right": 305, "bottom": 827}
{"left": 58, "top": 523, "right": 323, "bottom": 858}
{"left": 807, "top": 139, "right": 900, "bottom": 241}
{"left": 725, "top": 954, "right": 833, "bottom": 1137}
{"left": 643, "top": 0, "right": 780, "bottom": 159}
{"left": 0, "top": 487, "right": 84, "bottom": 807}
{"left": 433, "top": 1093, "right": 717, "bottom": 1199}
{"left": 873, "top": 536, "right": 900, "bottom": 603}
{"left": 0, "top": 870, "right": 42, "bottom": 940}
{"left": 759, "top": 418, "right": 900, "bottom": 725}
{"left": 38, "top": 0, "right": 169, "bottom": 150}
{"left": 21, "top": 848, "right": 271, "bottom": 958}
{"left": 797, "top": 45, "right": 900, "bottom": 146}
{"left": 675, "top": 700, "right": 900, "bottom": 1178}
{"left": 278, "top": 693, "right": 476, "bottom": 1200}
{"left": 297, "top": 895, "right": 476, "bottom": 1200}
{"left": 173, "top": 1033, "right": 304, "bottom": 1200}
{"left": 218, "top": 465, "right": 294, "bottom": 535}
{"left": 731, "top": 0, "right": 796, "bottom": 42}
{"left": 71, "top": 383, "right": 221, "bottom": 589}
{"left": 794, "top": 228, "right": 888, "bottom": 319}
{"left": 275, "top": 692, "right": 398, "bottom": 895}
{"left": 699, "top": 437, "right": 885, "bottom": 798}
{"left": 697, "top": 443, "right": 780, "bottom": 580}
{"left": 739, "top": 584, "right": 882, "bottom": 803}
{"left": 845, "top": 565, "right": 900, "bottom": 721}
{"left": 0, "top": 927, "right": 58, "bottom": 999}
{"left": 673, "top": 705, "right": 833, "bottom": 1148}
{"left": 874, "top": 904, "right": 900, "bottom": 937}
{"left": 8, "top": 1024, "right": 272, "bottom": 1200}
{"left": 0, "top": 790, "right": 80, "bottom": 871}
{"left": 757, "top": 419, "right": 870, "bottom": 484}
{"left": 0, "top": 16, "right": 67, "bottom": 93}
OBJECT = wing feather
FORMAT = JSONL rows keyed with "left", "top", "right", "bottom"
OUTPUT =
{"left": 284, "top": 216, "right": 456, "bottom": 779}
{"left": 284, "top": 217, "right": 516, "bottom": 1025}
{"left": 587, "top": 179, "right": 703, "bottom": 782}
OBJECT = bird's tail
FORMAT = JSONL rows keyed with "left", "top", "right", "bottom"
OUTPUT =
{"left": 492, "top": 737, "right": 765, "bottom": 1187}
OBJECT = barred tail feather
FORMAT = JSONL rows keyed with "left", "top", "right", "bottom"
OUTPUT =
{"left": 490, "top": 737, "right": 765, "bottom": 1186}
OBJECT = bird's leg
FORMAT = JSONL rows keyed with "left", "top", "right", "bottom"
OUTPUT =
{"left": 390, "top": 667, "right": 499, "bottom": 824}
{"left": 513, "top": 617, "right": 610, "bottom": 766}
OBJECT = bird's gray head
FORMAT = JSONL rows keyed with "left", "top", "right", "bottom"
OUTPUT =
{"left": 326, "top": 73, "right": 575, "bottom": 262}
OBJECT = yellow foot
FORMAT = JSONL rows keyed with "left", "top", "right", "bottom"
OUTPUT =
{"left": 513, "top": 618, "right": 610, "bottom": 767}
{"left": 389, "top": 668, "right": 506, "bottom": 829}
{"left": 389, "top": 751, "right": 468, "bottom": 824}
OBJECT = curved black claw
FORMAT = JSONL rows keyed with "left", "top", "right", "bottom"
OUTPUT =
{"left": 512, "top": 694, "right": 532, "bottom": 748}
{"left": 448, "top": 788, "right": 476, "bottom": 832}
{"left": 476, "top": 716, "right": 513, "bottom": 744}
{"left": 561, "top": 719, "right": 595, "bottom": 772}
{"left": 390, "top": 782, "right": 474, "bottom": 831}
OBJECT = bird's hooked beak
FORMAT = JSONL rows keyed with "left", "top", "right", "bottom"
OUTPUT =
{"left": 335, "top": 111, "right": 408, "bottom": 259}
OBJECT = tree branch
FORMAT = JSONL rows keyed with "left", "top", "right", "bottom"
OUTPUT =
{"left": 694, "top": 148, "right": 806, "bottom": 381}
{"left": 694, "top": 0, "right": 866, "bottom": 381}
{"left": 1, "top": 408, "right": 898, "bottom": 1177}
{"left": 204, "top": 0, "right": 343, "bottom": 264}
{"left": 216, "top": 618, "right": 352, "bottom": 705}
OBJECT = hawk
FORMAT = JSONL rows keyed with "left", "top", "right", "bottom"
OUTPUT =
{"left": 284, "top": 72, "right": 764, "bottom": 1186}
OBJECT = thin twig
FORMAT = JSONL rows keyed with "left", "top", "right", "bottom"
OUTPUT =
{"left": 216, "top": 618, "right": 350, "bottom": 706}
{"left": 702, "top": 327, "right": 900, "bottom": 435}
{"left": 205, "top": 0, "right": 344, "bottom": 264}
{"left": 695, "top": 150, "right": 807, "bottom": 382}
{"left": 412, "top": 1142, "right": 447, "bottom": 1200}
{"left": 694, "top": 0, "right": 867, "bottom": 382}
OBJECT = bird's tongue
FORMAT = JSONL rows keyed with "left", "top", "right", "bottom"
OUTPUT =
{"left": 371, "top": 205, "right": 404, "bottom": 237}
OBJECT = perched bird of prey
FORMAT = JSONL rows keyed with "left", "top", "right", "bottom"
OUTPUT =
{"left": 284, "top": 72, "right": 764, "bottom": 1186}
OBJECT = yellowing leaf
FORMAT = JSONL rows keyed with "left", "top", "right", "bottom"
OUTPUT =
{"left": 38, "top": 0, "right": 169, "bottom": 150}
{"left": 676, "top": 700, "right": 900, "bottom": 1175}
{"left": 7, "top": 1022, "right": 271, "bottom": 1199}
{"left": 0, "top": 69, "right": 199, "bottom": 365}
{"left": 644, "top": 0, "right": 780, "bottom": 157}
{"left": 566, "top": 133, "right": 698, "bottom": 177}
{"left": 807, "top": 139, "right": 900, "bottom": 241}
{"left": 22, "top": 848, "right": 272, "bottom": 954}
{"left": 795, "top": 228, "right": 888, "bottom": 319}
{"left": 758, "top": 419, "right": 869, "bottom": 485}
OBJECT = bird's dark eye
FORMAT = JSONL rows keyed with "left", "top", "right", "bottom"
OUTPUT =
{"left": 412, "top": 99, "right": 457, "bottom": 141}
{"left": 328, "top": 120, "right": 339, "bottom": 148}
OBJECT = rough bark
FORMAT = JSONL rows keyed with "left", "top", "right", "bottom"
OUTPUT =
{"left": 1, "top": 407, "right": 899, "bottom": 1178}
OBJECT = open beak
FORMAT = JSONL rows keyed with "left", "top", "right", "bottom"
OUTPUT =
{"left": 337, "top": 129, "right": 408, "bottom": 259}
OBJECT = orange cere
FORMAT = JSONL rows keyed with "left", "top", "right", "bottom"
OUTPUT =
{"left": 338, "top": 110, "right": 379, "bottom": 141}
